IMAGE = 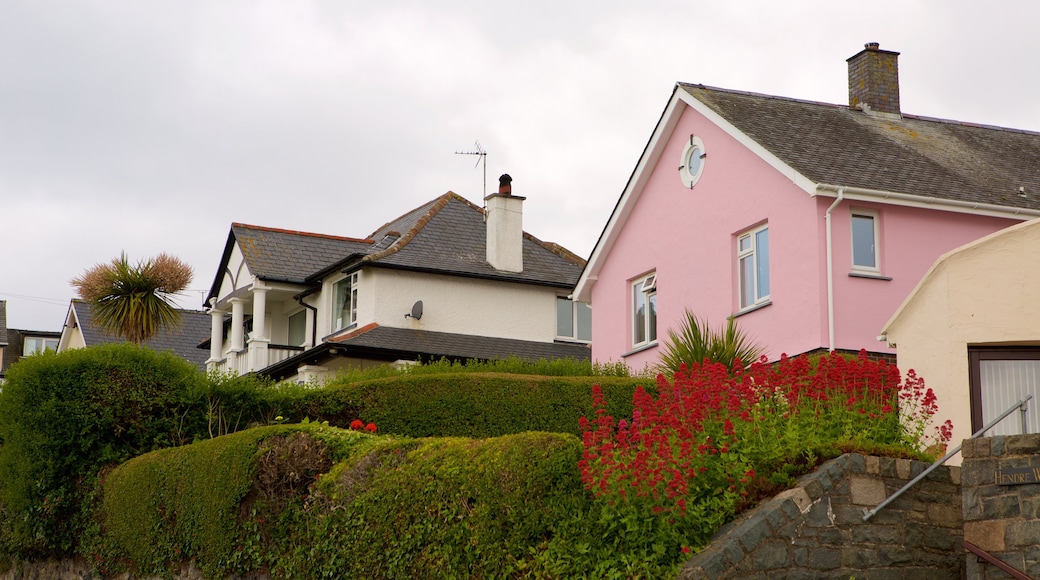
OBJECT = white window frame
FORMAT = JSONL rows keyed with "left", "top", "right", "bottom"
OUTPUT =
{"left": 679, "top": 135, "right": 706, "bottom": 188}
{"left": 850, "top": 209, "right": 881, "bottom": 273}
{"left": 287, "top": 309, "right": 307, "bottom": 347}
{"left": 23, "top": 337, "right": 58, "bottom": 356}
{"left": 737, "top": 224, "right": 770, "bottom": 310}
{"left": 332, "top": 272, "right": 359, "bottom": 332}
{"left": 631, "top": 273, "right": 658, "bottom": 348}
{"left": 556, "top": 297, "right": 592, "bottom": 343}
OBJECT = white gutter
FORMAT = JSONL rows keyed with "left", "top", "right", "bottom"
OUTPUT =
{"left": 824, "top": 188, "right": 845, "bottom": 352}
{"left": 814, "top": 183, "right": 1040, "bottom": 220}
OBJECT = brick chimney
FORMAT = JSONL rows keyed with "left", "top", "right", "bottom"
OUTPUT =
{"left": 485, "top": 174, "right": 525, "bottom": 273}
{"left": 847, "top": 42, "right": 900, "bottom": 115}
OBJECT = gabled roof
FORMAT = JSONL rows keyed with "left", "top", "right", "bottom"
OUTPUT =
{"left": 69, "top": 299, "right": 211, "bottom": 370}
{"left": 574, "top": 83, "right": 1040, "bottom": 301}
{"left": 206, "top": 225, "right": 374, "bottom": 302}
{"left": 259, "top": 322, "right": 591, "bottom": 381}
{"left": 358, "top": 192, "right": 584, "bottom": 286}
{"left": 681, "top": 84, "right": 1040, "bottom": 211}
{"left": 208, "top": 192, "right": 585, "bottom": 304}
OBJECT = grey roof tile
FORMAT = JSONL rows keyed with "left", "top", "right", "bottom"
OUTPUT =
{"left": 215, "top": 192, "right": 585, "bottom": 296}
{"left": 231, "top": 224, "right": 374, "bottom": 283}
{"left": 361, "top": 193, "right": 585, "bottom": 287}
{"left": 329, "top": 324, "right": 591, "bottom": 362}
{"left": 680, "top": 84, "right": 1040, "bottom": 210}
{"left": 72, "top": 299, "right": 211, "bottom": 370}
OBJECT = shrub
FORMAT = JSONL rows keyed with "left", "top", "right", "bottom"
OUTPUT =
{"left": 0, "top": 343, "right": 203, "bottom": 557}
{"left": 579, "top": 350, "right": 951, "bottom": 573}
{"left": 655, "top": 310, "right": 764, "bottom": 376}
{"left": 90, "top": 423, "right": 365, "bottom": 578}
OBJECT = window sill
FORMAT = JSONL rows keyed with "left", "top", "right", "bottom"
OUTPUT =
{"left": 622, "top": 342, "right": 658, "bottom": 358}
{"left": 732, "top": 300, "right": 772, "bottom": 319}
{"left": 848, "top": 272, "right": 893, "bottom": 281}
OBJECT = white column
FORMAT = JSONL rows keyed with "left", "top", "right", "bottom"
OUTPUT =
{"left": 230, "top": 298, "right": 246, "bottom": 352}
{"left": 248, "top": 287, "right": 270, "bottom": 372}
{"left": 250, "top": 287, "right": 268, "bottom": 342}
{"left": 206, "top": 308, "right": 225, "bottom": 368}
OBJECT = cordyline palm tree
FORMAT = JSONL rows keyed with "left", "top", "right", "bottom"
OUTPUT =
{"left": 70, "top": 253, "right": 194, "bottom": 344}
{"left": 654, "top": 310, "right": 764, "bottom": 376}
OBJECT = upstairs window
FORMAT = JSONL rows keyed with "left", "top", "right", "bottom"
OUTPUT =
{"left": 851, "top": 210, "right": 880, "bottom": 272}
{"left": 738, "top": 225, "right": 770, "bottom": 310}
{"left": 557, "top": 297, "right": 592, "bottom": 342}
{"left": 333, "top": 272, "right": 358, "bottom": 331}
{"left": 632, "top": 273, "right": 658, "bottom": 348}
{"left": 23, "top": 337, "right": 58, "bottom": 356}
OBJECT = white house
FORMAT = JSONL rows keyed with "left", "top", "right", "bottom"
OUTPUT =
{"left": 204, "top": 175, "right": 591, "bottom": 382}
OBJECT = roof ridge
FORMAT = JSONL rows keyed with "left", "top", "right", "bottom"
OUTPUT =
{"left": 683, "top": 82, "right": 1040, "bottom": 136}
{"left": 361, "top": 193, "right": 460, "bottom": 263}
{"left": 232, "top": 222, "right": 374, "bottom": 244}
{"left": 522, "top": 232, "right": 587, "bottom": 267}
{"left": 680, "top": 83, "right": 848, "bottom": 110}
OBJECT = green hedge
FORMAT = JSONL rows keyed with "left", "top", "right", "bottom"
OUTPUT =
{"left": 93, "top": 423, "right": 367, "bottom": 577}
{"left": 267, "top": 373, "right": 647, "bottom": 438}
{"left": 92, "top": 426, "right": 593, "bottom": 578}
{"left": 0, "top": 344, "right": 203, "bottom": 557}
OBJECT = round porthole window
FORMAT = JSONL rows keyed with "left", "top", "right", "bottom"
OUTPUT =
{"left": 679, "top": 135, "right": 706, "bottom": 188}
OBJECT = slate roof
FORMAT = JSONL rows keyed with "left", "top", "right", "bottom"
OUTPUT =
{"left": 360, "top": 193, "right": 585, "bottom": 286}
{"left": 680, "top": 84, "right": 1040, "bottom": 210}
{"left": 71, "top": 299, "right": 211, "bottom": 370}
{"left": 260, "top": 323, "right": 590, "bottom": 381}
{"left": 208, "top": 192, "right": 585, "bottom": 304}
{"left": 229, "top": 225, "right": 374, "bottom": 284}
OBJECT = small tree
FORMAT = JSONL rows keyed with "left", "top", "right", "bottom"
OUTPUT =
{"left": 71, "top": 252, "right": 193, "bottom": 344}
{"left": 655, "top": 310, "right": 764, "bottom": 376}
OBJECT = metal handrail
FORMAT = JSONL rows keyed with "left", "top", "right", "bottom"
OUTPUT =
{"left": 963, "top": 540, "right": 1033, "bottom": 580}
{"left": 862, "top": 394, "right": 1033, "bottom": 521}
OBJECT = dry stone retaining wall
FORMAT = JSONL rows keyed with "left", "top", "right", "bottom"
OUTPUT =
{"left": 962, "top": 434, "right": 1040, "bottom": 579}
{"left": 678, "top": 453, "right": 963, "bottom": 579}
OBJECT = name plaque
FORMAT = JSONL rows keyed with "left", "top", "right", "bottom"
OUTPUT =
{"left": 994, "top": 467, "right": 1040, "bottom": 486}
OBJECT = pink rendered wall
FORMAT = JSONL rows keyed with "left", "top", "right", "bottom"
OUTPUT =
{"left": 590, "top": 106, "right": 827, "bottom": 370}
{"left": 825, "top": 200, "right": 1017, "bottom": 353}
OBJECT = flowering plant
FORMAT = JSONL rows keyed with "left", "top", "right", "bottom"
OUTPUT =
{"left": 349, "top": 419, "right": 377, "bottom": 433}
{"left": 578, "top": 350, "right": 951, "bottom": 567}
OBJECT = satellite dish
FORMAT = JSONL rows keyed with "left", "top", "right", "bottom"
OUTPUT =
{"left": 406, "top": 300, "right": 423, "bottom": 320}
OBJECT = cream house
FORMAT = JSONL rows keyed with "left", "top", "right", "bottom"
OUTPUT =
{"left": 881, "top": 218, "right": 1040, "bottom": 453}
{"left": 204, "top": 176, "right": 591, "bottom": 382}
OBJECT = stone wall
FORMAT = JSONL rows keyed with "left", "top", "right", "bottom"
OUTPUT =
{"left": 678, "top": 453, "right": 962, "bottom": 579}
{"left": 962, "top": 434, "right": 1040, "bottom": 579}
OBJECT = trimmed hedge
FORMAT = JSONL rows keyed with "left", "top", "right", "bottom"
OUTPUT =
{"left": 268, "top": 373, "right": 647, "bottom": 438}
{"left": 0, "top": 344, "right": 203, "bottom": 557}
{"left": 92, "top": 426, "right": 592, "bottom": 578}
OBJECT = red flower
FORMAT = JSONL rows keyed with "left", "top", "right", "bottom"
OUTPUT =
{"left": 364, "top": 422, "right": 377, "bottom": 432}
{"left": 349, "top": 419, "right": 364, "bottom": 430}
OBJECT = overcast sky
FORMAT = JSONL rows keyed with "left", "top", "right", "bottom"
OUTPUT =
{"left": 3, "top": 1, "right": 1039, "bottom": 331}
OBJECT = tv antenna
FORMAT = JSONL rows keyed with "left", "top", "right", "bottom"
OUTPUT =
{"left": 455, "top": 140, "right": 487, "bottom": 197}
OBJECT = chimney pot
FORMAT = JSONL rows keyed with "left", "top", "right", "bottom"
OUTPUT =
{"left": 865, "top": 42, "right": 880, "bottom": 50}
{"left": 498, "top": 173, "right": 512, "bottom": 195}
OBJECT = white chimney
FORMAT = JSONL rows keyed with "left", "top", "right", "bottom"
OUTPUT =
{"left": 485, "top": 174, "right": 525, "bottom": 272}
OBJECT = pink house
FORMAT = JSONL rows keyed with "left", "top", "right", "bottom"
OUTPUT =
{"left": 574, "top": 44, "right": 1040, "bottom": 370}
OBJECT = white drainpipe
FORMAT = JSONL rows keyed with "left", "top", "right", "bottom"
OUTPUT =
{"left": 825, "top": 188, "right": 845, "bottom": 351}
